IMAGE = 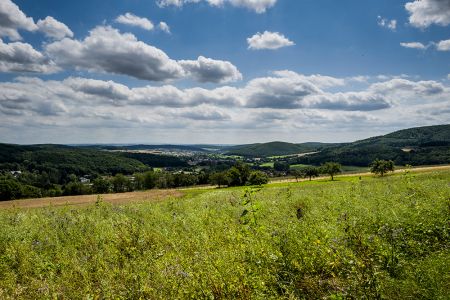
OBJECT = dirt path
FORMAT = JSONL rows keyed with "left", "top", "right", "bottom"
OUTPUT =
{"left": 0, "top": 189, "right": 183, "bottom": 209}
{"left": 269, "top": 165, "right": 450, "bottom": 184}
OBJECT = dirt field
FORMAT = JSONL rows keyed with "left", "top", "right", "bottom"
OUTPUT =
{"left": 0, "top": 189, "right": 184, "bottom": 209}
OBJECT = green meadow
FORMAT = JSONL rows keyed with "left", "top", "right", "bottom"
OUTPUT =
{"left": 0, "top": 170, "right": 449, "bottom": 299}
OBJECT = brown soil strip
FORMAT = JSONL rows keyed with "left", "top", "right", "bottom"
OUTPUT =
{"left": 0, "top": 189, "right": 183, "bottom": 209}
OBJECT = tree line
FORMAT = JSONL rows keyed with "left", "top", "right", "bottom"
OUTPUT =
{"left": 0, "top": 159, "right": 395, "bottom": 201}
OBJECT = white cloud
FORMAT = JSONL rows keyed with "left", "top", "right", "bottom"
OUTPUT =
{"left": 0, "top": 39, "right": 58, "bottom": 73}
{"left": 370, "top": 78, "right": 446, "bottom": 97}
{"left": 115, "top": 13, "right": 154, "bottom": 31}
{"left": 405, "top": 0, "right": 450, "bottom": 28}
{"left": 37, "top": 16, "right": 73, "bottom": 40}
{"left": 179, "top": 56, "right": 242, "bottom": 83}
{"left": 400, "top": 42, "right": 428, "bottom": 49}
{"left": 0, "top": 0, "right": 38, "bottom": 41}
{"left": 45, "top": 26, "right": 185, "bottom": 81}
{"left": 1, "top": 73, "right": 448, "bottom": 144}
{"left": 272, "top": 70, "right": 346, "bottom": 88}
{"left": 377, "top": 16, "right": 397, "bottom": 30}
{"left": 228, "top": 0, "right": 277, "bottom": 13}
{"left": 247, "top": 31, "right": 295, "bottom": 50}
{"left": 45, "top": 26, "right": 241, "bottom": 83}
{"left": 156, "top": 0, "right": 277, "bottom": 13}
{"left": 158, "top": 22, "right": 171, "bottom": 33}
{"left": 436, "top": 39, "right": 450, "bottom": 51}
{"left": 156, "top": 0, "right": 183, "bottom": 7}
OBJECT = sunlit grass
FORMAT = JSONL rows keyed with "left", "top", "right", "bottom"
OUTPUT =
{"left": 0, "top": 170, "right": 448, "bottom": 299}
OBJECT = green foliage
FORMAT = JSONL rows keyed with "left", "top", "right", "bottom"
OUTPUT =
{"left": 209, "top": 171, "right": 231, "bottom": 187}
{"left": 298, "top": 124, "right": 450, "bottom": 166}
{"left": 274, "top": 161, "right": 290, "bottom": 172}
{"left": 292, "top": 166, "right": 320, "bottom": 181}
{"left": 370, "top": 159, "right": 395, "bottom": 176}
{"left": 92, "top": 177, "right": 112, "bottom": 194}
{"left": 111, "top": 174, "right": 133, "bottom": 193}
{"left": 321, "top": 162, "right": 342, "bottom": 180}
{"left": 0, "top": 171, "right": 449, "bottom": 298}
{"left": 0, "top": 178, "right": 23, "bottom": 200}
{"left": 225, "top": 141, "right": 336, "bottom": 157}
{"left": 247, "top": 171, "right": 269, "bottom": 186}
{"left": 0, "top": 177, "right": 43, "bottom": 200}
{"left": 0, "top": 143, "right": 148, "bottom": 177}
{"left": 121, "top": 152, "right": 188, "bottom": 168}
{"left": 227, "top": 162, "right": 251, "bottom": 187}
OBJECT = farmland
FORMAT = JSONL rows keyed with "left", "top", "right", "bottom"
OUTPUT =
{"left": 0, "top": 169, "right": 448, "bottom": 299}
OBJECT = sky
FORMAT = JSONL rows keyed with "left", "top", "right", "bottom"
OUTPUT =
{"left": 0, "top": 0, "right": 449, "bottom": 145}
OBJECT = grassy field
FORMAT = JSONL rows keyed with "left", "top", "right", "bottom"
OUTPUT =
{"left": 0, "top": 170, "right": 449, "bottom": 299}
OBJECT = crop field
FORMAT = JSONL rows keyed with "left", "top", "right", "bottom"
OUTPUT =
{"left": 0, "top": 189, "right": 183, "bottom": 209}
{"left": 0, "top": 170, "right": 449, "bottom": 299}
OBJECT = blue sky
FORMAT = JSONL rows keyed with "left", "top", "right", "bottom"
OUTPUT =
{"left": 0, "top": 0, "right": 449, "bottom": 144}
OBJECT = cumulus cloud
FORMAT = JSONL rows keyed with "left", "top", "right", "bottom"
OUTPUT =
{"left": 377, "top": 16, "right": 397, "bottom": 30}
{"left": 115, "top": 13, "right": 154, "bottom": 31}
{"left": 64, "top": 77, "right": 131, "bottom": 105}
{"left": 1, "top": 73, "right": 448, "bottom": 143}
{"left": 405, "top": 0, "right": 450, "bottom": 28}
{"left": 179, "top": 56, "right": 242, "bottom": 83}
{"left": 370, "top": 78, "right": 446, "bottom": 96}
{"left": 1, "top": 73, "right": 446, "bottom": 117}
{"left": 45, "top": 26, "right": 184, "bottom": 81}
{"left": 400, "top": 42, "right": 428, "bottom": 49}
{"left": 272, "top": 71, "right": 346, "bottom": 88}
{"left": 0, "top": 39, "right": 58, "bottom": 73}
{"left": 436, "top": 39, "right": 450, "bottom": 51}
{"left": 156, "top": 0, "right": 277, "bottom": 13}
{"left": 45, "top": 26, "right": 241, "bottom": 83}
{"left": 37, "top": 16, "right": 73, "bottom": 40}
{"left": 0, "top": 77, "right": 68, "bottom": 116}
{"left": 247, "top": 31, "right": 295, "bottom": 50}
{"left": 175, "top": 106, "right": 231, "bottom": 121}
{"left": 158, "top": 22, "right": 171, "bottom": 33}
{"left": 307, "top": 92, "right": 391, "bottom": 111}
{"left": 0, "top": 0, "right": 38, "bottom": 41}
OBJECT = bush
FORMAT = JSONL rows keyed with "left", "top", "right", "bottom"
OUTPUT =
{"left": 247, "top": 171, "right": 269, "bottom": 185}
{"left": 92, "top": 177, "right": 112, "bottom": 193}
{"left": 0, "top": 178, "right": 23, "bottom": 200}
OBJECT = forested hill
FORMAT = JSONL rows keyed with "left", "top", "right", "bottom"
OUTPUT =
{"left": 224, "top": 141, "right": 340, "bottom": 157}
{"left": 0, "top": 144, "right": 148, "bottom": 176}
{"left": 297, "top": 124, "right": 450, "bottom": 166}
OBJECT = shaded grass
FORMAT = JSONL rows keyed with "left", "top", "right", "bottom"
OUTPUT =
{"left": 0, "top": 170, "right": 449, "bottom": 299}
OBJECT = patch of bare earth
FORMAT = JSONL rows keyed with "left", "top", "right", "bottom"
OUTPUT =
{"left": 0, "top": 189, "right": 183, "bottom": 209}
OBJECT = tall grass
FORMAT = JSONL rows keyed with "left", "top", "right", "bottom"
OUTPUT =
{"left": 0, "top": 171, "right": 449, "bottom": 299}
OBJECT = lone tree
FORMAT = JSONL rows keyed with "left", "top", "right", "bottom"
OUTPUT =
{"left": 322, "top": 162, "right": 342, "bottom": 181}
{"left": 290, "top": 169, "right": 303, "bottom": 182}
{"left": 370, "top": 159, "right": 394, "bottom": 176}
{"left": 302, "top": 166, "right": 320, "bottom": 181}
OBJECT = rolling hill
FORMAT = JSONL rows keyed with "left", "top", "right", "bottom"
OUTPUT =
{"left": 296, "top": 124, "right": 450, "bottom": 166}
{"left": 224, "top": 141, "right": 340, "bottom": 157}
{"left": 0, "top": 144, "right": 148, "bottom": 176}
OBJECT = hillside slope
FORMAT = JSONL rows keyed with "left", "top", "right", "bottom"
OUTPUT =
{"left": 0, "top": 144, "right": 148, "bottom": 175}
{"left": 224, "top": 141, "right": 339, "bottom": 157}
{"left": 298, "top": 124, "right": 450, "bottom": 166}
